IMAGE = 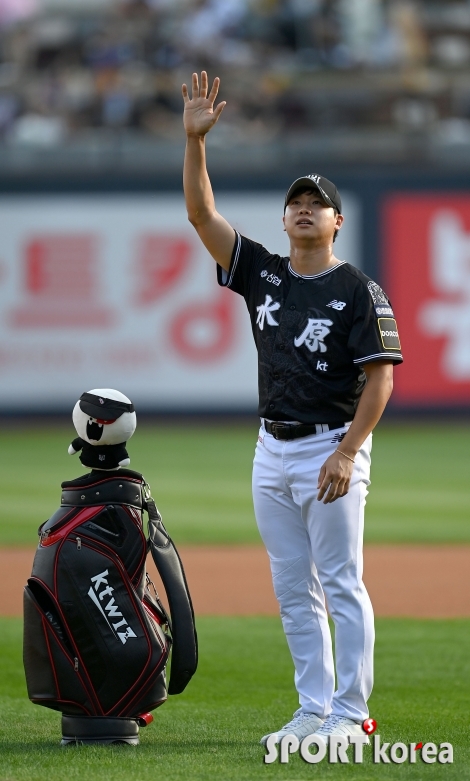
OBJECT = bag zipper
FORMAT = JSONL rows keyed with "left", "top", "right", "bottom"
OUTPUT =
{"left": 76, "top": 536, "right": 81, "bottom": 550}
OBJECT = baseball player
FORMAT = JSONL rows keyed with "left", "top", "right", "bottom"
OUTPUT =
{"left": 182, "top": 72, "right": 403, "bottom": 745}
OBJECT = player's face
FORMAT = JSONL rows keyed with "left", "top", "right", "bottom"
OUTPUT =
{"left": 283, "top": 189, "right": 343, "bottom": 245}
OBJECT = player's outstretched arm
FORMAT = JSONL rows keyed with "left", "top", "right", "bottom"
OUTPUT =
{"left": 182, "top": 72, "right": 235, "bottom": 272}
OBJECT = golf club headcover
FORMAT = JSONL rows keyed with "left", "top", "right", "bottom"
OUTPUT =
{"left": 68, "top": 388, "right": 136, "bottom": 470}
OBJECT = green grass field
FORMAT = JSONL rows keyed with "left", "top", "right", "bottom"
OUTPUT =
{"left": 1, "top": 422, "right": 469, "bottom": 779}
{"left": 1, "top": 615, "right": 469, "bottom": 781}
{"left": 0, "top": 421, "right": 469, "bottom": 546}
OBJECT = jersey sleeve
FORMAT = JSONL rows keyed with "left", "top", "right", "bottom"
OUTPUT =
{"left": 348, "top": 279, "right": 403, "bottom": 365}
{"left": 217, "top": 232, "right": 271, "bottom": 297}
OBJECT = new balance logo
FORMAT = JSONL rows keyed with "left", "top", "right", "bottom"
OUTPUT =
{"left": 88, "top": 569, "right": 137, "bottom": 644}
{"left": 331, "top": 432, "right": 346, "bottom": 443}
{"left": 327, "top": 300, "right": 346, "bottom": 310}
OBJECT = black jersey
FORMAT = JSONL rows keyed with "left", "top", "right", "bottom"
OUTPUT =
{"left": 217, "top": 233, "right": 403, "bottom": 424}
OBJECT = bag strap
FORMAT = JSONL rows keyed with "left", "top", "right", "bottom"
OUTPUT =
{"left": 145, "top": 495, "right": 198, "bottom": 695}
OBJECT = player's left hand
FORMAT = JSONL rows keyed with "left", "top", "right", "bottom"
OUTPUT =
{"left": 317, "top": 451, "right": 354, "bottom": 504}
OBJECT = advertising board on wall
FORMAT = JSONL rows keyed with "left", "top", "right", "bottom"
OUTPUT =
{"left": 0, "top": 192, "right": 360, "bottom": 412}
{"left": 384, "top": 195, "right": 470, "bottom": 407}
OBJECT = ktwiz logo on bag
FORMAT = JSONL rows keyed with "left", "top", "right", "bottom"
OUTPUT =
{"left": 88, "top": 569, "right": 137, "bottom": 644}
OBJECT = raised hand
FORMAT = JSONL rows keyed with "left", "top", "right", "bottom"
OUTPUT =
{"left": 182, "top": 71, "right": 226, "bottom": 137}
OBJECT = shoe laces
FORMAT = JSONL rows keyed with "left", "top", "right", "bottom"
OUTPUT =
{"left": 283, "top": 712, "right": 315, "bottom": 730}
{"left": 316, "top": 715, "right": 348, "bottom": 734}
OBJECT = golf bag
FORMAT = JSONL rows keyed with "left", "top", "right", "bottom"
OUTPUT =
{"left": 23, "top": 469, "right": 197, "bottom": 745}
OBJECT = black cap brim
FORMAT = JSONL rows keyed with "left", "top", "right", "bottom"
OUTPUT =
{"left": 284, "top": 177, "right": 341, "bottom": 213}
{"left": 79, "top": 392, "right": 134, "bottom": 421}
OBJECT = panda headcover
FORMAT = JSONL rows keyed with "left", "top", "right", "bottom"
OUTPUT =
{"left": 69, "top": 388, "right": 136, "bottom": 470}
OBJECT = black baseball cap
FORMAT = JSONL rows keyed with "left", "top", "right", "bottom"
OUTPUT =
{"left": 79, "top": 392, "right": 135, "bottom": 421}
{"left": 284, "top": 174, "right": 342, "bottom": 214}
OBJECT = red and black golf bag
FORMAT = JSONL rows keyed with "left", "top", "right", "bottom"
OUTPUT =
{"left": 23, "top": 469, "right": 197, "bottom": 745}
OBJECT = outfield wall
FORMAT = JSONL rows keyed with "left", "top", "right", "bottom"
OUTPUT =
{"left": 0, "top": 170, "right": 469, "bottom": 413}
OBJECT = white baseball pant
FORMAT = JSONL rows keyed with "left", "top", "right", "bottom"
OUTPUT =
{"left": 252, "top": 424, "right": 374, "bottom": 723}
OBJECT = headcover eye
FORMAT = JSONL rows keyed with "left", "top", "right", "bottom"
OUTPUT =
{"left": 79, "top": 392, "right": 135, "bottom": 421}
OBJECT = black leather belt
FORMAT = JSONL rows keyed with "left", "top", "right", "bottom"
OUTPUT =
{"left": 263, "top": 420, "right": 348, "bottom": 441}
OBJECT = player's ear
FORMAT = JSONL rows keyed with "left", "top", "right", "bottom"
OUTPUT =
{"left": 336, "top": 213, "right": 344, "bottom": 230}
{"left": 282, "top": 214, "right": 286, "bottom": 232}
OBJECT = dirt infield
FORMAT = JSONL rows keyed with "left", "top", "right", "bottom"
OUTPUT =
{"left": 1, "top": 544, "right": 469, "bottom": 618}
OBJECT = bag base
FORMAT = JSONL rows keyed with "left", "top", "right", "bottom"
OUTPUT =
{"left": 61, "top": 715, "right": 140, "bottom": 746}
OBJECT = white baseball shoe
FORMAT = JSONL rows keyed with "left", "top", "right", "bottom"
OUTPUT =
{"left": 313, "top": 714, "right": 369, "bottom": 744}
{"left": 260, "top": 711, "right": 324, "bottom": 746}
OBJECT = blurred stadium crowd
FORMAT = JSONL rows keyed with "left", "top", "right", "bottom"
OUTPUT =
{"left": 0, "top": 0, "right": 470, "bottom": 164}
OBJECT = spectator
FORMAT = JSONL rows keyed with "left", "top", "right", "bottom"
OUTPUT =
{"left": 0, "top": 0, "right": 464, "bottom": 152}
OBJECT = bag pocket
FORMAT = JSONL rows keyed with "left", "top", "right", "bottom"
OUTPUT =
{"left": 24, "top": 580, "right": 96, "bottom": 715}
{"left": 56, "top": 539, "right": 168, "bottom": 715}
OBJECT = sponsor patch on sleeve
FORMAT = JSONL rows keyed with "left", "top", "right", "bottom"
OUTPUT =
{"left": 378, "top": 318, "right": 401, "bottom": 350}
{"left": 375, "top": 305, "right": 394, "bottom": 317}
